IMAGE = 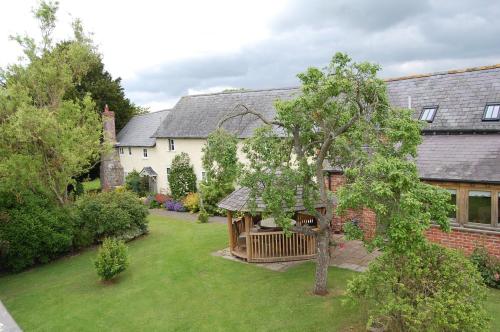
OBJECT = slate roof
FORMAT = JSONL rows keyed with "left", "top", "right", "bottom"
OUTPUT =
{"left": 154, "top": 65, "right": 500, "bottom": 139}
{"left": 387, "top": 65, "right": 500, "bottom": 132}
{"left": 417, "top": 134, "right": 500, "bottom": 183}
{"left": 117, "top": 109, "right": 170, "bottom": 147}
{"left": 153, "top": 88, "right": 299, "bottom": 138}
{"left": 217, "top": 186, "right": 327, "bottom": 212}
{"left": 139, "top": 166, "right": 158, "bottom": 177}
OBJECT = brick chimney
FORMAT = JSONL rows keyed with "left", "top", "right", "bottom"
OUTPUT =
{"left": 100, "top": 104, "right": 124, "bottom": 191}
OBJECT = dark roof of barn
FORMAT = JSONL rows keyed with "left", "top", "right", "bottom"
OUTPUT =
{"left": 387, "top": 65, "right": 500, "bottom": 132}
{"left": 117, "top": 109, "right": 170, "bottom": 147}
{"left": 417, "top": 134, "right": 500, "bottom": 184}
{"left": 217, "top": 186, "right": 327, "bottom": 212}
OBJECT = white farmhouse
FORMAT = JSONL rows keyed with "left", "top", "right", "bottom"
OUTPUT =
{"left": 116, "top": 87, "right": 298, "bottom": 193}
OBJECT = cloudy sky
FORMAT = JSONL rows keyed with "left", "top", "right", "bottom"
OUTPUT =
{"left": 1, "top": 0, "right": 500, "bottom": 111}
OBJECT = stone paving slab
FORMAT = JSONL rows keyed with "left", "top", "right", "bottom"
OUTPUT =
{"left": 329, "top": 234, "right": 380, "bottom": 272}
{"left": 212, "top": 248, "right": 310, "bottom": 272}
{"left": 0, "top": 300, "right": 21, "bottom": 332}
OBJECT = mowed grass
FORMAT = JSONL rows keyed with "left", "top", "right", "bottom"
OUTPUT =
{"left": 0, "top": 215, "right": 498, "bottom": 331}
{"left": 82, "top": 178, "right": 101, "bottom": 192}
{"left": 0, "top": 215, "right": 365, "bottom": 331}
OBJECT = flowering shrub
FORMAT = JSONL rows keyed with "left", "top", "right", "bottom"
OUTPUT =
{"left": 183, "top": 192, "right": 199, "bottom": 212}
{"left": 470, "top": 247, "right": 500, "bottom": 289}
{"left": 154, "top": 193, "right": 171, "bottom": 205}
{"left": 165, "top": 200, "right": 186, "bottom": 212}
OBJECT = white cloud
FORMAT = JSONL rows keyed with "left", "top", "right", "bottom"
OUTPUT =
{"left": 2, "top": 0, "right": 500, "bottom": 112}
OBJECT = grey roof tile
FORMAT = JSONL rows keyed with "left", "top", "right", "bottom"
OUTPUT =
{"left": 217, "top": 186, "right": 326, "bottom": 212}
{"left": 153, "top": 88, "right": 299, "bottom": 138}
{"left": 155, "top": 66, "right": 500, "bottom": 139}
{"left": 117, "top": 109, "right": 170, "bottom": 147}
{"left": 417, "top": 134, "right": 500, "bottom": 183}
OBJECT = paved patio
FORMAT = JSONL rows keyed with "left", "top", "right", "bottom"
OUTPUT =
{"left": 329, "top": 234, "right": 380, "bottom": 272}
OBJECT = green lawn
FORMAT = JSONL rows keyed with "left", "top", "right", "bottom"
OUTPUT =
{"left": 82, "top": 178, "right": 101, "bottom": 192}
{"left": 0, "top": 215, "right": 498, "bottom": 331}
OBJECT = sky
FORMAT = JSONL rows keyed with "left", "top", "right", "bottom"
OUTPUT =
{"left": 1, "top": 0, "right": 500, "bottom": 111}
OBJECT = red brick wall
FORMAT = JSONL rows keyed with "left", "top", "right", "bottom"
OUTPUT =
{"left": 327, "top": 172, "right": 500, "bottom": 258}
{"left": 329, "top": 173, "right": 377, "bottom": 239}
{"left": 426, "top": 227, "right": 500, "bottom": 257}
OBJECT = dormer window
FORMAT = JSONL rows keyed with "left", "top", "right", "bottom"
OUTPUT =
{"left": 419, "top": 106, "right": 438, "bottom": 122}
{"left": 482, "top": 103, "right": 500, "bottom": 121}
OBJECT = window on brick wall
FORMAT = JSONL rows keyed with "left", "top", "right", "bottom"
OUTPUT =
{"left": 468, "top": 191, "right": 491, "bottom": 225}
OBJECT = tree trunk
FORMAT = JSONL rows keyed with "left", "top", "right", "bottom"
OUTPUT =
{"left": 314, "top": 229, "right": 331, "bottom": 295}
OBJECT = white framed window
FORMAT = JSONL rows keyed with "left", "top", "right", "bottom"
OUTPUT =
{"left": 167, "top": 167, "right": 171, "bottom": 179}
{"left": 482, "top": 103, "right": 500, "bottom": 121}
{"left": 201, "top": 171, "right": 207, "bottom": 181}
{"left": 128, "top": 147, "right": 132, "bottom": 155}
{"left": 419, "top": 106, "right": 438, "bottom": 122}
{"left": 119, "top": 147, "right": 124, "bottom": 154}
{"left": 168, "top": 139, "right": 175, "bottom": 151}
{"left": 143, "top": 148, "right": 148, "bottom": 158}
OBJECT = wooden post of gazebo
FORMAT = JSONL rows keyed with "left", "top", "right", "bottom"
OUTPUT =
{"left": 227, "top": 210, "right": 235, "bottom": 251}
{"left": 244, "top": 213, "right": 252, "bottom": 260}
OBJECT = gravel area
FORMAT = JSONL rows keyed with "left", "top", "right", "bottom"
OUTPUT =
{"left": 149, "top": 209, "right": 226, "bottom": 223}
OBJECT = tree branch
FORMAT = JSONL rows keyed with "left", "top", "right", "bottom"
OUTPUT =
{"left": 217, "top": 104, "right": 284, "bottom": 128}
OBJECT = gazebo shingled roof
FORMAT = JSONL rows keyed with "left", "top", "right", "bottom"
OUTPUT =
{"left": 217, "top": 186, "right": 327, "bottom": 212}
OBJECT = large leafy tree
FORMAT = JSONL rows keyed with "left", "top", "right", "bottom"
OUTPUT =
{"left": 62, "top": 41, "right": 144, "bottom": 131}
{"left": 217, "top": 53, "right": 395, "bottom": 294}
{"left": 0, "top": 1, "right": 103, "bottom": 205}
{"left": 336, "top": 116, "right": 488, "bottom": 330}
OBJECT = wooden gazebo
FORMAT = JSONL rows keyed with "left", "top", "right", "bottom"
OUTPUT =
{"left": 218, "top": 187, "right": 324, "bottom": 263}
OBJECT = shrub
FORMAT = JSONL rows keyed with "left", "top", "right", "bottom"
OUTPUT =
{"left": 74, "top": 191, "right": 149, "bottom": 247}
{"left": 199, "top": 179, "right": 233, "bottom": 216}
{"left": 0, "top": 191, "right": 74, "bottom": 272}
{"left": 198, "top": 210, "right": 209, "bottom": 223}
{"left": 148, "top": 199, "right": 161, "bottom": 209}
{"left": 125, "top": 170, "right": 149, "bottom": 196}
{"left": 165, "top": 200, "right": 186, "bottom": 212}
{"left": 183, "top": 192, "right": 199, "bottom": 213}
{"left": 94, "top": 238, "right": 129, "bottom": 281}
{"left": 470, "top": 247, "right": 500, "bottom": 289}
{"left": 347, "top": 244, "right": 489, "bottom": 332}
{"left": 169, "top": 152, "right": 197, "bottom": 200}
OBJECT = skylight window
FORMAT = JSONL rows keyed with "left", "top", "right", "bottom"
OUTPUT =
{"left": 419, "top": 106, "right": 438, "bottom": 122}
{"left": 482, "top": 104, "right": 500, "bottom": 121}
